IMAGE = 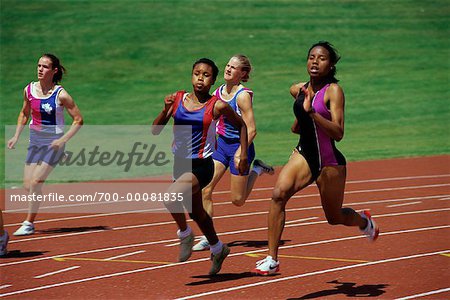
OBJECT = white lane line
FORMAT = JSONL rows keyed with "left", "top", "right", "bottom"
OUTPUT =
{"left": 4, "top": 208, "right": 450, "bottom": 267}
{"left": 0, "top": 285, "right": 12, "bottom": 290}
{"left": 5, "top": 174, "right": 450, "bottom": 213}
{"left": 213, "top": 174, "right": 450, "bottom": 194}
{"left": 341, "top": 183, "right": 450, "bottom": 194}
{"left": 34, "top": 266, "right": 80, "bottom": 279}
{"left": 4, "top": 188, "right": 449, "bottom": 231}
{"left": 2, "top": 237, "right": 181, "bottom": 268}
{"left": 286, "top": 184, "right": 450, "bottom": 203}
{"left": 347, "top": 174, "right": 450, "bottom": 184}
{"left": 177, "top": 249, "right": 450, "bottom": 299}
{"left": 175, "top": 208, "right": 450, "bottom": 249}
{"left": 387, "top": 201, "right": 422, "bottom": 208}
{"left": 4, "top": 208, "right": 170, "bottom": 227}
{"left": 2, "top": 239, "right": 448, "bottom": 298}
{"left": 3, "top": 207, "right": 450, "bottom": 267}
{"left": 285, "top": 217, "right": 319, "bottom": 224}
{"left": 104, "top": 250, "right": 146, "bottom": 261}
{"left": 165, "top": 217, "right": 319, "bottom": 247}
{"left": 8, "top": 194, "right": 449, "bottom": 245}
{"left": 245, "top": 184, "right": 450, "bottom": 205}
{"left": 9, "top": 206, "right": 450, "bottom": 247}
{"left": 395, "top": 287, "right": 450, "bottom": 300}
{"left": 8, "top": 228, "right": 111, "bottom": 244}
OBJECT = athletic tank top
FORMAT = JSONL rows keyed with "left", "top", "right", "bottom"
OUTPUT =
{"left": 214, "top": 85, "right": 253, "bottom": 141}
{"left": 293, "top": 83, "right": 346, "bottom": 169}
{"left": 27, "top": 82, "right": 64, "bottom": 134}
{"left": 171, "top": 91, "right": 218, "bottom": 159}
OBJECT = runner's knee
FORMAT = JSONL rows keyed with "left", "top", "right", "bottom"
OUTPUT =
{"left": 189, "top": 210, "right": 209, "bottom": 223}
{"left": 23, "top": 180, "right": 30, "bottom": 191}
{"left": 325, "top": 215, "right": 341, "bottom": 225}
{"left": 28, "top": 177, "right": 44, "bottom": 191}
{"left": 272, "top": 187, "right": 290, "bottom": 204}
{"left": 325, "top": 210, "right": 347, "bottom": 225}
{"left": 231, "top": 194, "right": 245, "bottom": 207}
{"left": 202, "top": 185, "right": 213, "bottom": 200}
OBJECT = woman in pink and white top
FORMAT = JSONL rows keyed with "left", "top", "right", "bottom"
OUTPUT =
{"left": 7, "top": 54, "right": 83, "bottom": 236}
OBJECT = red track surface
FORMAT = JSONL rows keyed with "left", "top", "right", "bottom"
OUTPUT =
{"left": 1, "top": 155, "right": 449, "bottom": 299}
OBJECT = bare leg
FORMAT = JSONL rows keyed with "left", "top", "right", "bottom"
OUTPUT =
{"left": 191, "top": 190, "right": 219, "bottom": 245}
{"left": 190, "top": 173, "right": 219, "bottom": 245}
{"left": 244, "top": 170, "right": 259, "bottom": 199}
{"left": 23, "top": 163, "right": 54, "bottom": 223}
{"left": 229, "top": 174, "right": 249, "bottom": 206}
{"left": 268, "top": 151, "right": 313, "bottom": 260}
{"left": 201, "top": 160, "right": 227, "bottom": 217}
{"left": 229, "top": 164, "right": 273, "bottom": 207}
{"left": 165, "top": 172, "right": 196, "bottom": 231}
{"left": 316, "top": 166, "right": 366, "bottom": 229}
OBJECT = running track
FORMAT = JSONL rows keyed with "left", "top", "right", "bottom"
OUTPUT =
{"left": 1, "top": 155, "right": 449, "bottom": 299}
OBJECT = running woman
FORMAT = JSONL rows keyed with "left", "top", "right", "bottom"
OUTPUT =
{"left": 193, "top": 55, "right": 274, "bottom": 251}
{"left": 152, "top": 58, "right": 248, "bottom": 275}
{"left": 7, "top": 54, "right": 83, "bottom": 236}
{"left": 253, "top": 41, "right": 379, "bottom": 275}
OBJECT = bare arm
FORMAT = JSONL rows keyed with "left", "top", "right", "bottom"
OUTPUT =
{"left": 290, "top": 82, "right": 305, "bottom": 135}
{"left": 290, "top": 82, "right": 305, "bottom": 99}
{"left": 7, "top": 88, "right": 31, "bottom": 149}
{"left": 151, "top": 93, "right": 176, "bottom": 135}
{"left": 51, "top": 89, "right": 84, "bottom": 149}
{"left": 236, "top": 91, "right": 256, "bottom": 144}
{"left": 214, "top": 100, "right": 249, "bottom": 175}
{"left": 305, "top": 84, "right": 345, "bottom": 141}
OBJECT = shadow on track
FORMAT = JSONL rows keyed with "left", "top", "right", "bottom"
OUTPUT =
{"left": 37, "top": 226, "right": 111, "bottom": 234}
{"left": 288, "top": 280, "right": 389, "bottom": 299}
{"left": 227, "top": 239, "right": 290, "bottom": 248}
{"left": 186, "top": 271, "right": 269, "bottom": 286}
{"left": 0, "top": 250, "right": 49, "bottom": 258}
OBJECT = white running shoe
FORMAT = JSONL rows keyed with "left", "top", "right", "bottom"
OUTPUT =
{"left": 192, "top": 236, "right": 210, "bottom": 251}
{"left": 253, "top": 255, "right": 280, "bottom": 275}
{"left": 253, "top": 159, "right": 275, "bottom": 175}
{"left": 13, "top": 221, "right": 35, "bottom": 236}
{"left": 178, "top": 232, "right": 195, "bottom": 262}
{"left": 360, "top": 210, "right": 379, "bottom": 241}
{"left": 0, "top": 230, "right": 9, "bottom": 257}
{"left": 209, "top": 244, "right": 230, "bottom": 275}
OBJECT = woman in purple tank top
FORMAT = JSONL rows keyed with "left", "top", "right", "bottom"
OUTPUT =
{"left": 253, "top": 42, "right": 379, "bottom": 275}
{"left": 152, "top": 58, "right": 248, "bottom": 275}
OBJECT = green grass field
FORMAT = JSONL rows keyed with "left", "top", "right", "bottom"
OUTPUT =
{"left": 1, "top": 0, "right": 449, "bottom": 185}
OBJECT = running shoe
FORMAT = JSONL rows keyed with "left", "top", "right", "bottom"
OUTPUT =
{"left": 253, "top": 255, "right": 280, "bottom": 275}
{"left": 209, "top": 244, "right": 230, "bottom": 275}
{"left": 253, "top": 159, "right": 275, "bottom": 175}
{"left": 13, "top": 221, "right": 35, "bottom": 236}
{"left": 0, "top": 230, "right": 9, "bottom": 257}
{"left": 192, "top": 236, "right": 210, "bottom": 251}
{"left": 178, "top": 231, "right": 195, "bottom": 262}
{"left": 360, "top": 210, "right": 379, "bottom": 241}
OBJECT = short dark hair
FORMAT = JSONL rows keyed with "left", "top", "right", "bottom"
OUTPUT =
{"left": 192, "top": 58, "right": 219, "bottom": 83}
{"left": 308, "top": 41, "right": 340, "bottom": 83}
{"left": 42, "top": 53, "right": 66, "bottom": 84}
